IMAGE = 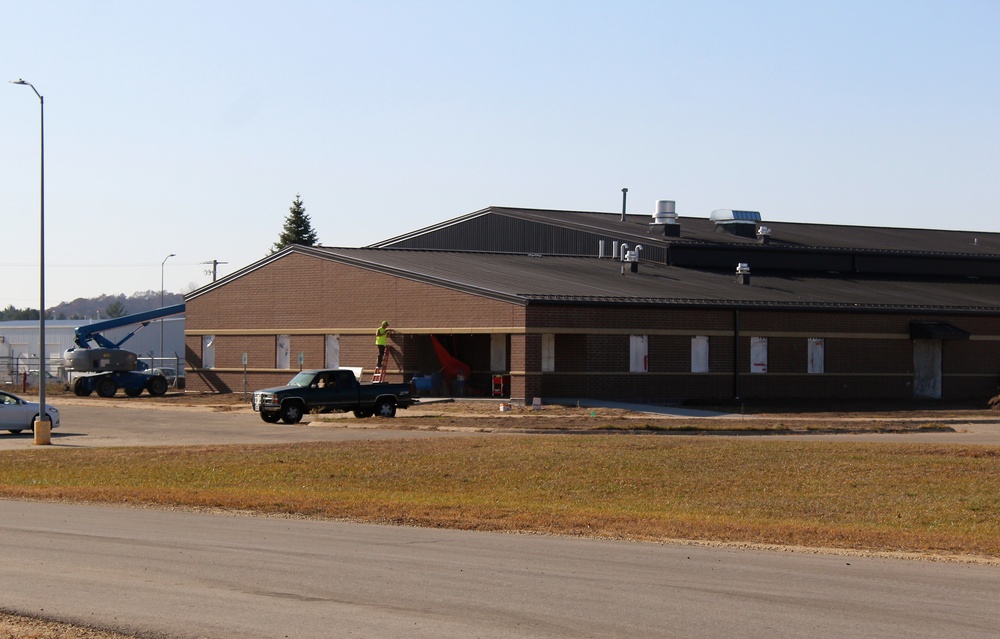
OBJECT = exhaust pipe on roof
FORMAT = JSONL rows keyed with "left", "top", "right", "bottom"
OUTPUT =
{"left": 621, "top": 188, "right": 628, "bottom": 221}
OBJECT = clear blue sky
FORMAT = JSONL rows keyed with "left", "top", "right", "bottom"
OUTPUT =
{"left": 2, "top": 0, "right": 998, "bottom": 309}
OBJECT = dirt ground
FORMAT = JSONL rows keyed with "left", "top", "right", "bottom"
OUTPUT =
{"left": 34, "top": 387, "right": 1000, "bottom": 435}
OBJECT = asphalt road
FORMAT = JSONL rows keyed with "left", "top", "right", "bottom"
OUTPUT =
{"left": 2, "top": 500, "right": 998, "bottom": 639}
{"left": 0, "top": 400, "right": 463, "bottom": 450}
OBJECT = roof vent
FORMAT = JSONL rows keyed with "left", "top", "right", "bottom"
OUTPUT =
{"left": 650, "top": 200, "right": 681, "bottom": 237}
{"left": 652, "top": 200, "right": 676, "bottom": 224}
{"left": 712, "top": 209, "right": 761, "bottom": 238}
{"left": 736, "top": 262, "right": 751, "bottom": 285}
{"left": 756, "top": 225, "right": 771, "bottom": 245}
{"left": 621, "top": 244, "right": 641, "bottom": 273}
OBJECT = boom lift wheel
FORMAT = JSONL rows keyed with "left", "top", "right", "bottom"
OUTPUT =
{"left": 96, "top": 377, "right": 117, "bottom": 398}
{"left": 73, "top": 378, "right": 93, "bottom": 397}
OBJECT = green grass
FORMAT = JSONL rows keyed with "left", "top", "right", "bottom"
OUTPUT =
{"left": 2, "top": 437, "right": 999, "bottom": 558}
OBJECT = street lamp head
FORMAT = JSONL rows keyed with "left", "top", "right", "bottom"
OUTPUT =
{"left": 10, "top": 78, "right": 41, "bottom": 100}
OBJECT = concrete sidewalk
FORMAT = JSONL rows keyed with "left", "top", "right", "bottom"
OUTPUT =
{"left": 546, "top": 398, "right": 736, "bottom": 418}
{"left": 545, "top": 398, "right": 1000, "bottom": 444}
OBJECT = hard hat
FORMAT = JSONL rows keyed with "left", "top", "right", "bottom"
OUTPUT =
{"left": 381, "top": 321, "right": 389, "bottom": 327}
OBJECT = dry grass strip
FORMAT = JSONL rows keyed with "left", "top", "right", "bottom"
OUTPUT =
{"left": 2, "top": 437, "right": 999, "bottom": 558}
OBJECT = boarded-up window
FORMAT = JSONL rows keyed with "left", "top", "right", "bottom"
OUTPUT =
{"left": 691, "top": 336, "right": 709, "bottom": 373}
{"left": 325, "top": 334, "right": 340, "bottom": 369}
{"left": 630, "top": 335, "right": 648, "bottom": 373}
{"left": 913, "top": 339, "right": 942, "bottom": 399}
{"left": 807, "top": 338, "right": 825, "bottom": 374}
{"left": 276, "top": 335, "right": 291, "bottom": 369}
{"left": 201, "top": 335, "right": 216, "bottom": 369}
{"left": 750, "top": 337, "right": 768, "bottom": 373}
{"left": 541, "top": 334, "right": 555, "bottom": 372}
{"left": 491, "top": 334, "right": 507, "bottom": 371}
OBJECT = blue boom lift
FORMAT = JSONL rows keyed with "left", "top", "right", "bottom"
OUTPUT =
{"left": 65, "top": 304, "right": 185, "bottom": 398}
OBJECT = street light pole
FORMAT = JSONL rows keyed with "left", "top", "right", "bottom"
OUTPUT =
{"left": 160, "top": 253, "right": 176, "bottom": 367}
{"left": 10, "top": 78, "right": 49, "bottom": 445}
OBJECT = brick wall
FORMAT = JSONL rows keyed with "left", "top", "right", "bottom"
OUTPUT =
{"left": 185, "top": 253, "right": 526, "bottom": 394}
{"left": 185, "top": 252, "right": 1000, "bottom": 403}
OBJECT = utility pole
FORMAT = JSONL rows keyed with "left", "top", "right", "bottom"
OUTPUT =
{"left": 201, "top": 260, "right": 229, "bottom": 282}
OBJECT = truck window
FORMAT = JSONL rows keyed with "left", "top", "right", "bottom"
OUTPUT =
{"left": 288, "top": 371, "right": 314, "bottom": 387}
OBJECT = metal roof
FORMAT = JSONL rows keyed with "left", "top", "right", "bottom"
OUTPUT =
{"left": 370, "top": 206, "right": 1000, "bottom": 257}
{"left": 297, "top": 247, "right": 1000, "bottom": 313}
{"left": 186, "top": 205, "right": 1000, "bottom": 314}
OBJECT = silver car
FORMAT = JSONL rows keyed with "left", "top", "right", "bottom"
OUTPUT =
{"left": 0, "top": 390, "right": 61, "bottom": 435}
{"left": 149, "top": 367, "right": 179, "bottom": 387}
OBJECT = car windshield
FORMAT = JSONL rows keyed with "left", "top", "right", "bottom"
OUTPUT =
{"left": 288, "top": 372, "right": 315, "bottom": 387}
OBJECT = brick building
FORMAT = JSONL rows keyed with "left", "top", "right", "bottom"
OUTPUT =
{"left": 184, "top": 205, "right": 1000, "bottom": 404}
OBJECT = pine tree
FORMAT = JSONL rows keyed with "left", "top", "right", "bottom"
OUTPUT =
{"left": 104, "top": 299, "right": 127, "bottom": 318}
{"left": 271, "top": 194, "right": 319, "bottom": 254}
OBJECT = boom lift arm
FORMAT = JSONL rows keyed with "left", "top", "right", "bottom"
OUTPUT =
{"left": 72, "top": 304, "right": 186, "bottom": 350}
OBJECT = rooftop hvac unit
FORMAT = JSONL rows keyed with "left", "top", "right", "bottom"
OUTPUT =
{"left": 711, "top": 209, "right": 761, "bottom": 222}
{"left": 712, "top": 209, "right": 761, "bottom": 238}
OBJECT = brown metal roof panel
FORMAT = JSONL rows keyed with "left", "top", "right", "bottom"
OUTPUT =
{"left": 383, "top": 206, "right": 1000, "bottom": 256}
{"left": 312, "top": 247, "right": 1000, "bottom": 312}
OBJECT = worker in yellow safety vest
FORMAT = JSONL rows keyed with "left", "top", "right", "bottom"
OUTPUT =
{"left": 375, "top": 321, "right": 393, "bottom": 367}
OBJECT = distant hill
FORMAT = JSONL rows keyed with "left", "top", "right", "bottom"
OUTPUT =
{"left": 49, "top": 291, "right": 185, "bottom": 320}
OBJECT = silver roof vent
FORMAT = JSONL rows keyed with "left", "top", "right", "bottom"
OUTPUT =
{"left": 650, "top": 200, "right": 681, "bottom": 237}
{"left": 652, "top": 200, "right": 677, "bottom": 224}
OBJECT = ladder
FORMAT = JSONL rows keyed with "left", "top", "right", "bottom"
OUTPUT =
{"left": 372, "top": 345, "right": 392, "bottom": 383}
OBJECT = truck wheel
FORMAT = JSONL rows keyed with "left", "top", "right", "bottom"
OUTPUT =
{"left": 260, "top": 412, "right": 281, "bottom": 423}
{"left": 96, "top": 377, "right": 117, "bottom": 398}
{"left": 280, "top": 401, "right": 304, "bottom": 424}
{"left": 352, "top": 409, "right": 373, "bottom": 419}
{"left": 147, "top": 375, "right": 168, "bottom": 397}
{"left": 73, "top": 378, "right": 93, "bottom": 397}
{"left": 374, "top": 399, "right": 396, "bottom": 418}
{"left": 124, "top": 387, "right": 143, "bottom": 397}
